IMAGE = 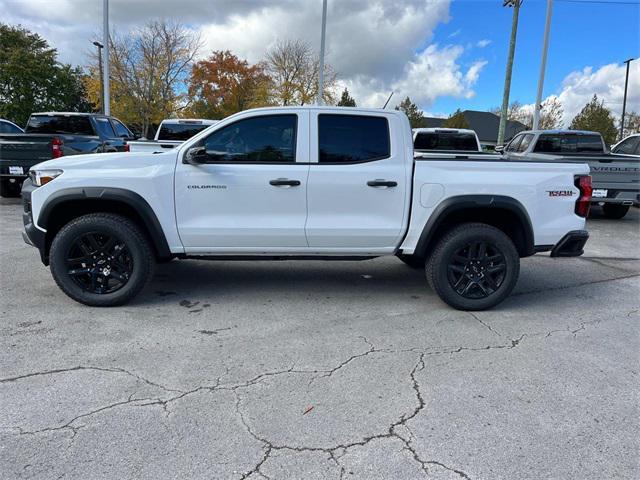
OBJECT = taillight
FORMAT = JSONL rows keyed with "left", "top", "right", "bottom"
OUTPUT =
{"left": 51, "top": 138, "right": 64, "bottom": 158}
{"left": 574, "top": 175, "right": 592, "bottom": 218}
{"left": 124, "top": 143, "right": 130, "bottom": 152}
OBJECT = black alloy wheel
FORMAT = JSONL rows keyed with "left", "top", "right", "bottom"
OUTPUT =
{"left": 447, "top": 241, "right": 506, "bottom": 299}
{"left": 65, "top": 232, "right": 133, "bottom": 294}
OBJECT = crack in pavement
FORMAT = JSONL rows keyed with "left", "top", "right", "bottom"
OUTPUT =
{"left": 0, "top": 365, "right": 184, "bottom": 394}
{"left": 467, "top": 312, "right": 501, "bottom": 336}
{"left": 3, "top": 319, "right": 606, "bottom": 478}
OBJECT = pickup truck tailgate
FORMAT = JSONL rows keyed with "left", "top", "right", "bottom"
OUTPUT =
{"left": 588, "top": 156, "right": 640, "bottom": 189}
{"left": 0, "top": 134, "right": 54, "bottom": 176}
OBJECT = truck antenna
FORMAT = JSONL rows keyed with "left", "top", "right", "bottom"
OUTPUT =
{"left": 382, "top": 91, "right": 394, "bottom": 109}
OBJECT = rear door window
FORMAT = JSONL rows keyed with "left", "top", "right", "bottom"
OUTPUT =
{"left": 25, "top": 115, "right": 94, "bottom": 135}
{"left": 534, "top": 135, "right": 577, "bottom": 153}
{"left": 158, "top": 123, "right": 211, "bottom": 141}
{"left": 111, "top": 119, "right": 132, "bottom": 138}
{"left": 94, "top": 117, "right": 115, "bottom": 138}
{"left": 318, "top": 114, "right": 390, "bottom": 163}
{"left": 414, "top": 132, "right": 477, "bottom": 151}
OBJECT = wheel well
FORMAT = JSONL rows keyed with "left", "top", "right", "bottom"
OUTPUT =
{"left": 42, "top": 199, "right": 163, "bottom": 261}
{"left": 417, "top": 206, "right": 533, "bottom": 258}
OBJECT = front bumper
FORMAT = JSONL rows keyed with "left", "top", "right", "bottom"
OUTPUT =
{"left": 21, "top": 178, "right": 48, "bottom": 264}
{"left": 550, "top": 230, "right": 589, "bottom": 258}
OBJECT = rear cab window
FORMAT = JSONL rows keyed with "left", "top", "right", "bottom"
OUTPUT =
{"left": 158, "top": 122, "right": 211, "bottom": 141}
{"left": 25, "top": 115, "right": 94, "bottom": 135}
{"left": 318, "top": 114, "right": 390, "bottom": 163}
{"left": 414, "top": 131, "right": 478, "bottom": 151}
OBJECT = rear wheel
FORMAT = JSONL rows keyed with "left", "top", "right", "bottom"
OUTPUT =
{"left": 602, "top": 204, "right": 629, "bottom": 219}
{"left": 426, "top": 223, "right": 519, "bottom": 311}
{"left": 49, "top": 213, "right": 154, "bottom": 306}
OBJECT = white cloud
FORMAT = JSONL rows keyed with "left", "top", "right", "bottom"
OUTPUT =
{"left": 476, "top": 39, "right": 491, "bottom": 48}
{"left": 1, "top": 0, "right": 490, "bottom": 111}
{"left": 555, "top": 62, "right": 640, "bottom": 125}
{"left": 448, "top": 29, "right": 461, "bottom": 38}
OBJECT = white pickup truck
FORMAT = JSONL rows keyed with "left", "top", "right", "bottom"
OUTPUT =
{"left": 127, "top": 119, "right": 218, "bottom": 153}
{"left": 21, "top": 106, "right": 591, "bottom": 310}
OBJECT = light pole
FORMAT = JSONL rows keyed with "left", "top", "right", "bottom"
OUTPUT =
{"left": 497, "top": 0, "right": 522, "bottom": 146}
{"left": 93, "top": 41, "right": 104, "bottom": 114}
{"left": 317, "top": 0, "right": 328, "bottom": 105}
{"left": 533, "top": 0, "right": 553, "bottom": 131}
{"left": 620, "top": 58, "right": 634, "bottom": 140}
{"left": 103, "top": 0, "right": 110, "bottom": 115}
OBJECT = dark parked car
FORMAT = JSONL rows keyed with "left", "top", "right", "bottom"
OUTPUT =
{"left": 0, "top": 119, "right": 24, "bottom": 134}
{"left": 0, "top": 112, "right": 134, "bottom": 197}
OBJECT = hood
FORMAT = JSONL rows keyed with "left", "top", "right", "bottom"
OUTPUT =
{"left": 30, "top": 150, "right": 177, "bottom": 172}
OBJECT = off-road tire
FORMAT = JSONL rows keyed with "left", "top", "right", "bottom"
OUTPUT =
{"left": 426, "top": 223, "right": 519, "bottom": 311}
{"left": 49, "top": 213, "right": 154, "bottom": 306}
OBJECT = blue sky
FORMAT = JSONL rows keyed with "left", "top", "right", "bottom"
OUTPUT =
{"left": 432, "top": 0, "right": 640, "bottom": 114}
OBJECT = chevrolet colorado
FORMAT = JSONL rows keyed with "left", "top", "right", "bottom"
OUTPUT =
{"left": 499, "top": 129, "right": 640, "bottom": 219}
{"left": 21, "top": 107, "right": 591, "bottom": 310}
{"left": 0, "top": 112, "right": 135, "bottom": 197}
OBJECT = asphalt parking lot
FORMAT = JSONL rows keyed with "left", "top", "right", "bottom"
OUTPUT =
{"left": 0, "top": 197, "right": 638, "bottom": 480}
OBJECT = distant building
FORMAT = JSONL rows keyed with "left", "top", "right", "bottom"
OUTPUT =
{"left": 422, "top": 110, "right": 528, "bottom": 148}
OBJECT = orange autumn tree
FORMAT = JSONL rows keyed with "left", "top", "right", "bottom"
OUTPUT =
{"left": 187, "top": 50, "right": 272, "bottom": 119}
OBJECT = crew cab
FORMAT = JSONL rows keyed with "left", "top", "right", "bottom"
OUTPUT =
{"left": 21, "top": 107, "right": 591, "bottom": 311}
{"left": 413, "top": 127, "right": 482, "bottom": 152}
{"left": 0, "top": 112, "right": 134, "bottom": 197}
{"left": 499, "top": 130, "right": 640, "bottom": 219}
{"left": 127, "top": 119, "right": 218, "bottom": 153}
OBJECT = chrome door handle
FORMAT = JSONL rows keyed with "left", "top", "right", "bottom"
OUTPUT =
{"left": 367, "top": 179, "right": 397, "bottom": 188}
{"left": 269, "top": 178, "right": 301, "bottom": 187}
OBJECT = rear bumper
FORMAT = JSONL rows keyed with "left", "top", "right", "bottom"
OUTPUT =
{"left": 21, "top": 179, "right": 48, "bottom": 264}
{"left": 550, "top": 230, "right": 589, "bottom": 258}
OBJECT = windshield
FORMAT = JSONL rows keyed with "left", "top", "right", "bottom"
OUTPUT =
{"left": 414, "top": 132, "right": 478, "bottom": 151}
{"left": 158, "top": 123, "right": 211, "bottom": 141}
{"left": 25, "top": 115, "right": 94, "bottom": 135}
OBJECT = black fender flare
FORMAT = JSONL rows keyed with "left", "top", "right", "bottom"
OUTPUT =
{"left": 38, "top": 187, "right": 172, "bottom": 259}
{"left": 413, "top": 194, "right": 535, "bottom": 257}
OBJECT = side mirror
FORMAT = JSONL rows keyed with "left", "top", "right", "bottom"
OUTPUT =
{"left": 184, "top": 146, "right": 207, "bottom": 165}
{"left": 494, "top": 145, "right": 505, "bottom": 154}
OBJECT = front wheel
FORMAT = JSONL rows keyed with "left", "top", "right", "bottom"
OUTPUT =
{"left": 49, "top": 213, "right": 154, "bottom": 306}
{"left": 426, "top": 223, "right": 520, "bottom": 311}
{"left": 602, "top": 204, "right": 629, "bottom": 219}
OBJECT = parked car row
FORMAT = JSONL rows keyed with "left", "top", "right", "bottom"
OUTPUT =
{"left": 0, "top": 114, "right": 217, "bottom": 196}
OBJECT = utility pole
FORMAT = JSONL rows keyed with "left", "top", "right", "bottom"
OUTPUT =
{"left": 533, "top": 0, "right": 553, "bottom": 131}
{"left": 497, "top": 0, "right": 522, "bottom": 146}
{"left": 317, "top": 0, "right": 328, "bottom": 105}
{"left": 103, "top": 0, "right": 110, "bottom": 115}
{"left": 620, "top": 58, "right": 634, "bottom": 140}
{"left": 93, "top": 41, "right": 104, "bottom": 114}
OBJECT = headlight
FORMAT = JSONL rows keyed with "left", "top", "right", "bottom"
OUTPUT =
{"left": 29, "top": 169, "right": 63, "bottom": 187}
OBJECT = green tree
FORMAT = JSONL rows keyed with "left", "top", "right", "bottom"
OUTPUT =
{"left": 395, "top": 96, "right": 423, "bottom": 128}
{"left": 570, "top": 94, "right": 618, "bottom": 145}
{"left": 0, "top": 23, "right": 90, "bottom": 126}
{"left": 442, "top": 109, "right": 470, "bottom": 128}
{"left": 336, "top": 88, "right": 356, "bottom": 107}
